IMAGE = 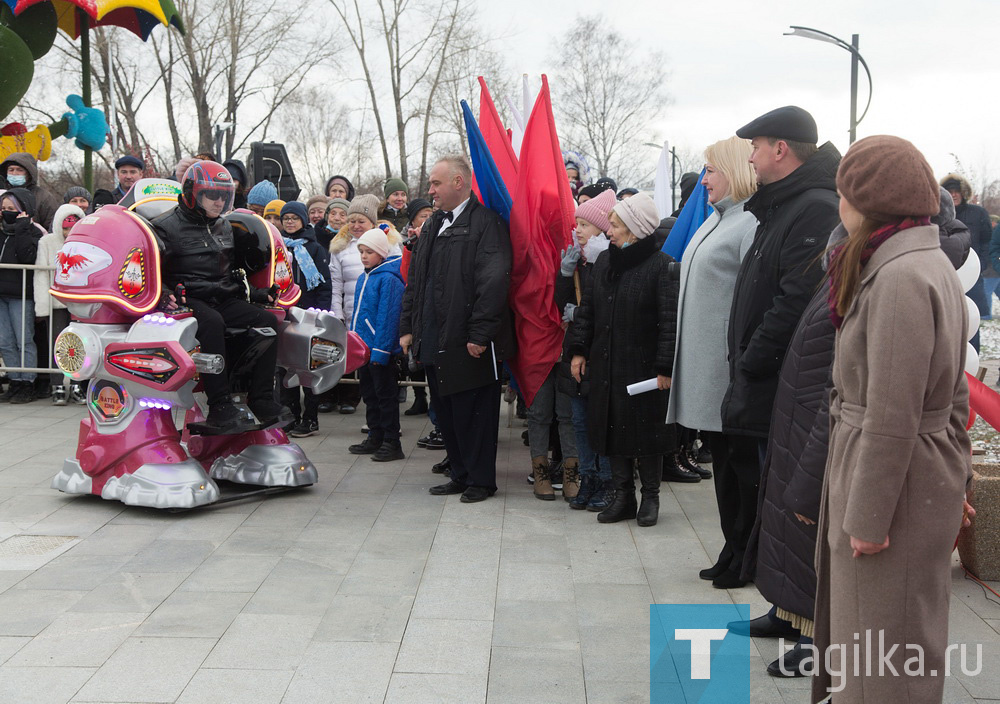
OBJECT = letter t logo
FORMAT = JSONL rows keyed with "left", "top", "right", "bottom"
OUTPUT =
{"left": 674, "top": 629, "right": 728, "bottom": 679}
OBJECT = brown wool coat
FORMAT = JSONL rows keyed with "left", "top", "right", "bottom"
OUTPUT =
{"left": 812, "top": 226, "right": 972, "bottom": 704}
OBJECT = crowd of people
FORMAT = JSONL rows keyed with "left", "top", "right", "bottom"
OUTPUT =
{"left": 0, "top": 101, "right": 989, "bottom": 702}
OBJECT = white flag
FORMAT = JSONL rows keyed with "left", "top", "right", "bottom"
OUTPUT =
{"left": 654, "top": 141, "right": 672, "bottom": 219}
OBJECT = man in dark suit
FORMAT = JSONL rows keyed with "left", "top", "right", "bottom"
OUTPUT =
{"left": 399, "top": 155, "right": 513, "bottom": 503}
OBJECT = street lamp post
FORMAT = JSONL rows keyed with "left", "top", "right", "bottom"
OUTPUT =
{"left": 784, "top": 26, "right": 872, "bottom": 143}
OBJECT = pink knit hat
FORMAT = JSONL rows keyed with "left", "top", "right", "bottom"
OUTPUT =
{"left": 574, "top": 188, "right": 615, "bottom": 233}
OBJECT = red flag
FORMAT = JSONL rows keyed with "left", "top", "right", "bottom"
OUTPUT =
{"left": 506, "top": 75, "right": 577, "bottom": 406}
{"left": 966, "top": 372, "right": 1000, "bottom": 431}
{"left": 478, "top": 77, "right": 518, "bottom": 189}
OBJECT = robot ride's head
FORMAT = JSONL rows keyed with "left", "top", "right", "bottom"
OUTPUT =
{"left": 179, "top": 160, "right": 235, "bottom": 220}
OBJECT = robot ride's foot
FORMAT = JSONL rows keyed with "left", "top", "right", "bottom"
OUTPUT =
{"left": 248, "top": 399, "right": 295, "bottom": 429}
{"left": 210, "top": 443, "right": 319, "bottom": 487}
{"left": 52, "top": 458, "right": 220, "bottom": 510}
{"left": 188, "top": 402, "right": 263, "bottom": 436}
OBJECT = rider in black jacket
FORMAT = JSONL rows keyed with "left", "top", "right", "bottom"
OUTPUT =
{"left": 151, "top": 161, "right": 289, "bottom": 434}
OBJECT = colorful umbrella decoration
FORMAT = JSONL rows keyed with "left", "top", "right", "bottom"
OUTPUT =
{"left": 6, "top": 0, "right": 184, "bottom": 189}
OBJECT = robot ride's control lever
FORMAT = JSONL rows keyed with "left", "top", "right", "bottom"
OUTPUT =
{"left": 190, "top": 352, "right": 225, "bottom": 375}
{"left": 175, "top": 283, "right": 187, "bottom": 304}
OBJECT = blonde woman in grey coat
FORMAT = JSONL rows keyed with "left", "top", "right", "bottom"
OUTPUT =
{"left": 665, "top": 136, "right": 760, "bottom": 588}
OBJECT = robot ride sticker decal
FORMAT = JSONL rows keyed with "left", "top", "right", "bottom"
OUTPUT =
{"left": 54, "top": 242, "right": 113, "bottom": 287}
{"left": 118, "top": 248, "right": 146, "bottom": 298}
{"left": 90, "top": 380, "right": 129, "bottom": 421}
{"left": 274, "top": 246, "right": 292, "bottom": 290}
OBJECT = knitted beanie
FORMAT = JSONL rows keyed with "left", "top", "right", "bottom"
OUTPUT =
{"left": 306, "top": 194, "right": 330, "bottom": 211}
{"left": 383, "top": 177, "right": 408, "bottom": 198}
{"left": 247, "top": 180, "right": 278, "bottom": 207}
{"left": 263, "top": 199, "right": 285, "bottom": 218}
{"left": 357, "top": 227, "right": 390, "bottom": 258}
{"left": 612, "top": 193, "right": 660, "bottom": 239}
{"left": 407, "top": 198, "right": 433, "bottom": 221}
{"left": 280, "top": 200, "right": 308, "bottom": 226}
{"left": 63, "top": 186, "right": 92, "bottom": 204}
{"left": 575, "top": 188, "right": 616, "bottom": 233}
{"left": 836, "top": 135, "right": 939, "bottom": 221}
{"left": 347, "top": 193, "right": 381, "bottom": 223}
{"left": 326, "top": 198, "right": 350, "bottom": 216}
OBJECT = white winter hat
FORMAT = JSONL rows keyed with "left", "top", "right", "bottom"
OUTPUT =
{"left": 357, "top": 227, "right": 390, "bottom": 258}
{"left": 612, "top": 193, "right": 660, "bottom": 239}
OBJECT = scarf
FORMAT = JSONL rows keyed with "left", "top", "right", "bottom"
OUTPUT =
{"left": 828, "top": 216, "right": 931, "bottom": 329}
{"left": 282, "top": 237, "right": 325, "bottom": 291}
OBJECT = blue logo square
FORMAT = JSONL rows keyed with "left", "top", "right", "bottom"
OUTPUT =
{"left": 651, "top": 604, "right": 767, "bottom": 703}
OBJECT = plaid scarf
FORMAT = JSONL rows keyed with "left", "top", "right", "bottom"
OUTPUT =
{"left": 828, "top": 216, "right": 931, "bottom": 329}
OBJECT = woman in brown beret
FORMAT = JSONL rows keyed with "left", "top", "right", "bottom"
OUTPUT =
{"left": 811, "top": 135, "right": 974, "bottom": 704}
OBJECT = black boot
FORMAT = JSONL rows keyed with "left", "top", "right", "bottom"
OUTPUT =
{"left": 679, "top": 444, "right": 712, "bottom": 479}
{"left": 662, "top": 451, "right": 701, "bottom": 483}
{"left": 249, "top": 398, "right": 295, "bottom": 428}
{"left": 635, "top": 456, "right": 661, "bottom": 527}
{"left": 404, "top": 391, "right": 428, "bottom": 416}
{"left": 199, "top": 402, "right": 260, "bottom": 435}
{"left": 597, "top": 458, "right": 637, "bottom": 523}
{"left": 349, "top": 434, "right": 382, "bottom": 454}
{"left": 372, "top": 439, "right": 405, "bottom": 462}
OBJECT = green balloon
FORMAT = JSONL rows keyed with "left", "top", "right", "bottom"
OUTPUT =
{"left": 0, "top": 25, "right": 34, "bottom": 121}
{"left": 0, "top": 3, "right": 57, "bottom": 60}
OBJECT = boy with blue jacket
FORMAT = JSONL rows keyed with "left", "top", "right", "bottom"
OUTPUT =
{"left": 349, "top": 227, "right": 405, "bottom": 461}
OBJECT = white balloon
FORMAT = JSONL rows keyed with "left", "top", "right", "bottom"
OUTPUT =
{"left": 965, "top": 342, "right": 981, "bottom": 377}
{"left": 957, "top": 250, "right": 981, "bottom": 294}
{"left": 966, "top": 296, "right": 981, "bottom": 341}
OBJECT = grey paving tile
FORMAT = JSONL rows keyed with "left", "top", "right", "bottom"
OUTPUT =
{"left": 357, "top": 527, "right": 438, "bottom": 559}
{"left": 297, "top": 512, "right": 377, "bottom": 546}
{"left": 411, "top": 574, "right": 497, "bottom": 622}
{"left": 582, "top": 679, "right": 649, "bottom": 704}
{"left": 15, "top": 554, "right": 131, "bottom": 591}
{"left": 313, "top": 593, "right": 414, "bottom": 643}
{"left": 338, "top": 555, "right": 426, "bottom": 596}
{"left": 487, "top": 645, "right": 586, "bottom": 703}
{"left": 179, "top": 554, "right": 280, "bottom": 593}
{"left": 334, "top": 469, "right": 400, "bottom": 495}
{"left": 135, "top": 590, "right": 251, "bottom": 638}
{"left": 0, "top": 635, "right": 28, "bottom": 665}
{"left": 120, "top": 539, "right": 218, "bottom": 573}
{"left": 313, "top": 491, "right": 387, "bottom": 518}
{"left": 203, "top": 614, "right": 320, "bottom": 670}
{"left": 213, "top": 526, "right": 299, "bottom": 556}
{"left": 383, "top": 672, "right": 486, "bottom": 704}
{"left": 72, "top": 636, "right": 215, "bottom": 703}
{"left": 177, "top": 668, "right": 293, "bottom": 703}
{"left": 8, "top": 611, "right": 144, "bottom": 667}
{"left": 282, "top": 641, "right": 398, "bottom": 704}
{"left": 154, "top": 512, "right": 247, "bottom": 542}
{"left": 70, "top": 571, "right": 187, "bottom": 613}
{"left": 243, "top": 557, "right": 343, "bottom": 615}
{"left": 0, "top": 665, "right": 96, "bottom": 704}
{"left": 493, "top": 599, "right": 580, "bottom": 650}
{"left": 500, "top": 534, "right": 572, "bottom": 566}
{"left": 0, "top": 588, "right": 87, "bottom": 636}
{"left": 64, "top": 524, "right": 167, "bottom": 556}
{"left": 496, "top": 561, "right": 574, "bottom": 601}
{"left": 0, "top": 569, "right": 29, "bottom": 593}
{"left": 394, "top": 618, "right": 492, "bottom": 676}
{"left": 952, "top": 641, "right": 1000, "bottom": 699}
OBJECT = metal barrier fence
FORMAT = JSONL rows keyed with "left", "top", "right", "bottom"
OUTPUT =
{"left": 0, "top": 262, "right": 62, "bottom": 376}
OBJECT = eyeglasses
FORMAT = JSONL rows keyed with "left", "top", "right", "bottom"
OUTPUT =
{"left": 200, "top": 190, "right": 229, "bottom": 201}
{"left": 281, "top": 215, "right": 300, "bottom": 222}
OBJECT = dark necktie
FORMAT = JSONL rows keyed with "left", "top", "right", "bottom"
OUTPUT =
{"left": 442, "top": 211, "right": 454, "bottom": 223}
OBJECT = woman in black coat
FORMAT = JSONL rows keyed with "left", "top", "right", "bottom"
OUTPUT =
{"left": 570, "top": 194, "right": 678, "bottom": 527}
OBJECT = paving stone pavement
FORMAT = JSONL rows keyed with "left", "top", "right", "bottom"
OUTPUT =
{"left": 0, "top": 396, "right": 998, "bottom": 703}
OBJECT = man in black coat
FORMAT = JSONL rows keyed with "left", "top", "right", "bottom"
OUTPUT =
{"left": 705, "top": 106, "right": 840, "bottom": 590}
{"left": 399, "top": 155, "right": 513, "bottom": 503}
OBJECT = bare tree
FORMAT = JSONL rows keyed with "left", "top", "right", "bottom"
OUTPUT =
{"left": 550, "top": 14, "right": 668, "bottom": 185}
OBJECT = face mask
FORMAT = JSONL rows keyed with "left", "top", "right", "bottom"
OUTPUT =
{"left": 6, "top": 174, "right": 26, "bottom": 187}
{"left": 582, "top": 234, "right": 609, "bottom": 262}
{"left": 2, "top": 211, "right": 20, "bottom": 225}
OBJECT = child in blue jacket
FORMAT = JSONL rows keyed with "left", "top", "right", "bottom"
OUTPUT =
{"left": 349, "top": 227, "right": 405, "bottom": 461}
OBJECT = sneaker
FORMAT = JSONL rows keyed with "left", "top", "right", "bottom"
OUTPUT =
{"left": 417, "top": 429, "right": 440, "bottom": 448}
{"left": 586, "top": 479, "right": 615, "bottom": 512}
{"left": 349, "top": 434, "right": 382, "bottom": 454}
{"left": 569, "top": 474, "right": 598, "bottom": 510}
{"left": 51, "top": 385, "right": 68, "bottom": 406}
{"left": 372, "top": 440, "right": 405, "bottom": 462}
{"left": 288, "top": 420, "right": 319, "bottom": 438}
{"left": 424, "top": 433, "right": 445, "bottom": 450}
{"left": 550, "top": 462, "right": 564, "bottom": 490}
{"left": 10, "top": 381, "right": 34, "bottom": 404}
{"left": 69, "top": 383, "right": 87, "bottom": 404}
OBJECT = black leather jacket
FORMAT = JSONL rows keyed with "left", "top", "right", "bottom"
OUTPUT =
{"left": 151, "top": 201, "right": 242, "bottom": 303}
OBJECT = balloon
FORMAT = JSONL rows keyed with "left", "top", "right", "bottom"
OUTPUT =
{"left": 957, "top": 250, "right": 981, "bottom": 294}
{"left": 965, "top": 342, "right": 981, "bottom": 377}
{"left": 966, "top": 296, "right": 981, "bottom": 341}
{"left": 0, "top": 25, "right": 33, "bottom": 120}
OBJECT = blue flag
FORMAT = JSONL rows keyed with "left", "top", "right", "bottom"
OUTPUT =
{"left": 662, "top": 167, "right": 710, "bottom": 261}
{"left": 461, "top": 100, "right": 513, "bottom": 222}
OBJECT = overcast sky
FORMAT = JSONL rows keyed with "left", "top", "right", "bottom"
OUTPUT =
{"left": 480, "top": 0, "right": 999, "bottom": 187}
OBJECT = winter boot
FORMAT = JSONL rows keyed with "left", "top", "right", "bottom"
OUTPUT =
{"left": 597, "top": 458, "right": 637, "bottom": 523}
{"left": 532, "top": 455, "right": 555, "bottom": 500}
{"left": 404, "top": 392, "right": 428, "bottom": 416}
{"left": 569, "top": 473, "right": 597, "bottom": 510}
{"left": 0, "top": 380, "right": 20, "bottom": 403}
{"left": 10, "top": 380, "right": 35, "bottom": 404}
{"left": 203, "top": 402, "right": 259, "bottom": 435}
{"left": 679, "top": 444, "right": 712, "bottom": 479}
{"left": 662, "top": 451, "right": 701, "bottom": 483}
{"left": 635, "top": 455, "right": 662, "bottom": 527}
{"left": 349, "top": 434, "right": 382, "bottom": 455}
{"left": 249, "top": 398, "right": 295, "bottom": 428}
{"left": 561, "top": 458, "right": 580, "bottom": 501}
{"left": 372, "top": 439, "right": 405, "bottom": 462}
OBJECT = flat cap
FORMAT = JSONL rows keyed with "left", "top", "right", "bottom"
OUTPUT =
{"left": 736, "top": 106, "right": 818, "bottom": 143}
{"left": 114, "top": 155, "right": 144, "bottom": 170}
